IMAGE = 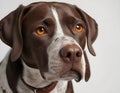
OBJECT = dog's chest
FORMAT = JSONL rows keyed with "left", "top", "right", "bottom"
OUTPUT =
{"left": 50, "top": 81, "right": 68, "bottom": 93}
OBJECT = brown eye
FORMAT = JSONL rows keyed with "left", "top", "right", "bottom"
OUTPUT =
{"left": 74, "top": 24, "right": 83, "bottom": 33}
{"left": 36, "top": 27, "right": 46, "bottom": 35}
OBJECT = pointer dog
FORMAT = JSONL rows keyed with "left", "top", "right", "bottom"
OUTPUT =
{"left": 0, "top": 2, "right": 98, "bottom": 93}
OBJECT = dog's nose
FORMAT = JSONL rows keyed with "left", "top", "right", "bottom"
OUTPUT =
{"left": 59, "top": 44, "right": 82, "bottom": 63}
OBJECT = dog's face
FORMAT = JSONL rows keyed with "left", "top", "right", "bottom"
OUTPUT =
{"left": 0, "top": 2, "right": 98, "bottom": 82}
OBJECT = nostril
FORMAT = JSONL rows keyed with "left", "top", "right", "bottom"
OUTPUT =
{"left": 66, "top": 52, "right": 71, "bottom": 58}
{"left": 76, "top": 51, "right": 81, "bottom": 57}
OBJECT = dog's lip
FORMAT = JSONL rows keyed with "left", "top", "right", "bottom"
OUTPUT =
{"left": 43, "top": 67, "right": 82, "bottom": 82}
{"left": 61, "top": 69, "right": 82, "bottom": 82}
{"left": 71, "top": 69, "right": 82, "bottom": 82}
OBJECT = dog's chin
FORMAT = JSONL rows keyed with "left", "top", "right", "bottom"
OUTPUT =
{"left": 44, "top": 70, "right": 82, "bottom": 82}
{"left": 60, "top": 69, "right": 82, "bottom": 82}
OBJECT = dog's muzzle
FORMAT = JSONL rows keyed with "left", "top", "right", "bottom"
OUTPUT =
{"left": 44, "top": 36, "right": 85, "bottom": 82}
{"left": 59, "top": 44, "right": 83, "bottom": 81}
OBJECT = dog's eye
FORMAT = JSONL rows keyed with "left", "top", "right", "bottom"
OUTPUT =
{"left": 74, "top": 24, "right": 83, "bottom": 33}
{"left": 36, "top": 27, "right": 46, "bottom": 35}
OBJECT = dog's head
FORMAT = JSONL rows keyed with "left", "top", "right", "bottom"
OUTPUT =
{"left": 0, "top": 2, "right": 98, "bottom": 82}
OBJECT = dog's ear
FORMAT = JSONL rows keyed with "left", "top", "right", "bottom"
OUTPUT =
{"left": 0, "top": 5, "right": 24, "bottom": 62}
{"left": 75, "top": 6, "right": 98, "bottom": 56}
{"left": 84, "top": 51, "right": 91, "bottom": 82}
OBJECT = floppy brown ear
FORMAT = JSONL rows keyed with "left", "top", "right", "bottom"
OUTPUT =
{"left": 75, "top": 6, "right": 98, "bottom": 56}
{"left": 84, "top": 51, "right": 91, "bottom": 82}
{"left": 0, "top": 5, "right": 24, "bottom": 62}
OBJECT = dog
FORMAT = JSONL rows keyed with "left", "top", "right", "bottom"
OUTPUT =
{"left": 0, "top": 2, "right": 98, "bottom": 93}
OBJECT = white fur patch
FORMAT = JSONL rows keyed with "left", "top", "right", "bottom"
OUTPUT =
{"left": 52, "top": 7, "right": 64, "bottom": 38}
{"left": 50, "top": 81, "right": 68, "bottom": 93}
{"left": 22, "top": 61, "right": 51, "bottom": 88}
{"left": 0, "top": 50, "right": 13, "bottom": 93}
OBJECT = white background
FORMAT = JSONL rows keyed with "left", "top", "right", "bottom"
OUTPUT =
{"left": 0, "top": 0, "right": 120, "bottom": 93}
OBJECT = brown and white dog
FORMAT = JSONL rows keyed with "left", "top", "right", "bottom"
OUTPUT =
{"left": 0, "top": 2, "right": 98, "bottom": 93}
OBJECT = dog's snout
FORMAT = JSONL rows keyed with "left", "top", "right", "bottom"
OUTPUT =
{"left": 60, "top": 44, "right": 82, "bottom": 63}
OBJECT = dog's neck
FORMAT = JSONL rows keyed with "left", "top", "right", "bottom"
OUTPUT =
{"left": 21, "top": 60, "right": 68, "bottom": 93}
{"left": 22, "top": 60, "right": 52, "bottom": 88}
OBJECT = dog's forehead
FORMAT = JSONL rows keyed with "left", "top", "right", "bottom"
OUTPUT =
{"left": 23, "top": 2, "right": 81, "bottom": 21}
{"left": 23, "top": 3, "right": 53, "bottom": 22}
{"left": 52, "top": 3, "right": 81, "bottom": 18}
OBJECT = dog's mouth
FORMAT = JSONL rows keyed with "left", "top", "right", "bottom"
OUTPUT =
{"left": 60, "top": 69, "right": 82, "bottom": 82}
{"left": 43, "top": 68, "right": 82, "bottom": 82}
